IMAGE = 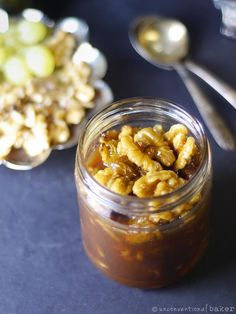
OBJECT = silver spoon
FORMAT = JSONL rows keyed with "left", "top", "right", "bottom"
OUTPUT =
{"left": 130, "top": 15, "right": 236, "bottom": 151}
{"left": 130, "top": 15, "right": 236, "bottom": 111}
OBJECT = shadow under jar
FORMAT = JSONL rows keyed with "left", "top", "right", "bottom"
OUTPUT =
{"left": 75, "top": 98, "right": 212, "bottom": 288}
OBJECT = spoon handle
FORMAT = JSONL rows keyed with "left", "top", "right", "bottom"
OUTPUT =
{"left": 185, "top": 60, "right": 236, "bottom": 110}
{"left": 175, "top": 64, "right": 235, "bottom": 151}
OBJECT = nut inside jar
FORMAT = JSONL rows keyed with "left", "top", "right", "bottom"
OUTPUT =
{"left": 87, "top": 123, "right": 201, "bottom": 226}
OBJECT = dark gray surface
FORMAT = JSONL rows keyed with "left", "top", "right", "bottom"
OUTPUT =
{"left": 0, "top": 1, "right": 236, "bottom": 313}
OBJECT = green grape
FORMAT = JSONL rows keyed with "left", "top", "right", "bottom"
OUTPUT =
{"left": 18, "top": 20, "right": 48, "bottom": 45}
{"left": 4, "top": 56, "right": 31, "bottom": 85}
{"left": 0, "top": 47, "right": 7, "bottom": 66}
{"left": 4, "top": 46, "right": 16, "bottom": 59}
{"left": 25, "top": 45, "right": 55, "bottom": 77}
{"left": 5, "top": 23, "right": 21, "bottom": 47}
{"left": 8, "top": 22, "right": 18, "bottom": 36}
{"left": 3, "top": 29, "right": 22, "bottom": 53}
{"left": 0, "top": 71, "right": 4, "bottom": 83}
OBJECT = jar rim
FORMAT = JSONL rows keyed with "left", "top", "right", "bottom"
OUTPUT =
{"left": 76, "top": 97, "right": 211, "bottom": 215}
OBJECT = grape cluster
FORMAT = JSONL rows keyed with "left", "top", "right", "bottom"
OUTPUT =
{"left": 0, "top": 19, "right": 56, "bottom": 85}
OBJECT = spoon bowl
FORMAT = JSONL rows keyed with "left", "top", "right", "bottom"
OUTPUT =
{"left": 130, "top": 15, "right": 189, "bottom": 69}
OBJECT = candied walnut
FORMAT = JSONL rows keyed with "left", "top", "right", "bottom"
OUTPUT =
{"left": 22, "top": 115, "right": 50, "bottom": 156}
{"left": 174, "top": 137, "right": 196, "bottom": 170}
{"left": 129, "top": 216, "right": 156, "bottom": 227}
{"left": 65, "top": 108, "right": 85, "bottom": 125}
{"left": 125, "top": 231, "right": 154, "bottom": 245}
{"left": 0, "top": 132, "right": 16, "bottom": 159}
{"left": 87, "top": 147, "right": 105, "bottom": 172}
{"left": 189, "top": 193, "right": 201, "bottom": 205}
{"left": 149, "top": 211, "right": 174, "bottom": 224}
{"left": 118, "top": 134, "right": 162, "bottom": 172}
{"left": 94, "top": 167, "right": 134, "bottom": 195}
{"left": 100, "top": 130, "right": 119, "bottom": 142}
{"left": 49, "top": 119, "right": 70, "bottom": 144}
{"left": 155, "top": 181, "right": 174, "bottom": 196}
{"left": 164, "top": 124, "right": 197, "bottom": 171}
{"left": 119, "top": 125, "right": 133, "bottom": 137}
{"left": 119, "top": 125, "right": 140, "bottom": 138}
{"left": 133, "top": 170, "right": 185, "bottom": 198}
{"left": 0, "top": 111, "right": 24, "bottom": 135}
{"left": 99, "top": 130, "right": 120, "bottom": 165}
{"left": 99, "top": 139, "right": 119, "bottom": 165}
{"left": 155, "top": 177, "right": 186, "bottom": 196}
{"left": 112, "top": 160, "right": 140, "bottom": 179}
{"left": 143, "top": 145, "right": 176, "bottom": 168}
{"left": 94, "top": 157, "right": 140, "bottom": 195}
{"left": 99, "top": 130, "right": 141, "bottom": 177}
{"left": 134, "top": 127, "right": 175, "bottom": 167}
{"left": 149, "top": 189, "right": 199, "bottom": 223}
{"left": 24, "top": 105, "right": 36, "bottom": 128}
{"left": 88, "top": 166, "right": 100, "bottom": 176}
{"left": 155, "top": 146, "right": 176, "bottom": 167}
{"left": 153, "top": 124, "right": 164, "bottom": 135}
{"left": 45, "top": 30, "right": 76, "bottom": 67}
{"left": 171, "top": 193, "right": 201, "bottom": 219}
{"left": 14, "top": 129, "right": 27, "bottom": 149}
{"left": 172, "top": 133, "right": 187, "bottom": 152}
{"left": 134, "top": 127, "right": 166, "bottom": 146}
{"left": 164, "top": 124, "right": 188, "bottom": 143}
{"left": 75, "top": 84, "right": 95, "bottom": 104}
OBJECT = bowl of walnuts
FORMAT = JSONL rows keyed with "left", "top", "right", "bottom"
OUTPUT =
{"left": 0, "top": 8, "right": 113, "bottom": 170}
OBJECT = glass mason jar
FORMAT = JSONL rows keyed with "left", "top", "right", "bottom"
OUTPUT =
{"left": 75, "top": 98, "right": 212, "bottom": 288}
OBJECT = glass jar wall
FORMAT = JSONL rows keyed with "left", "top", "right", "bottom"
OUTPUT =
{"left": 75, "top": 98, "right": 212, "bottom": 288}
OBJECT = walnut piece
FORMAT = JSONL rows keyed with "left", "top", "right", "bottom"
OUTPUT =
{"left": 174, "top": 137, "right": 196, "bottom": 170}
{"left": 118, "top": 133, "right": 162, "bottom": 172}
{"left": 164, "top": 124, "right": 197, "bottom": 170}
{"left": 134, "top": 127, "right": 176, "bottom": 167}
{"left": 94, "top": 167, "right": 134, "bottom": 195}
{"left": 89, "top": 124, "right": 201, "bottom": 224}
{"left": 133, "top": 170, "right": 185, "bottom": 198}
